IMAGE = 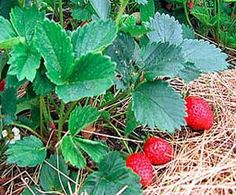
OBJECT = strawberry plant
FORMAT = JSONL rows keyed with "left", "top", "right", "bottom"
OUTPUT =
{"left": 0, "top": 0, "right": 229, "bottom": 194}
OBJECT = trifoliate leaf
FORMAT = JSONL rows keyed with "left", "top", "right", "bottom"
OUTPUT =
{"left": 61, "top": 136, "right": 86, "bottom": 168}
{"left": 8, "top": 43, "right": 41, "bottom": 81}
{"left": 5, "top": 135, "right": 46, "bottom": 167}
{"left": 89, "top": 0, "right": 111, "bottom": 19}
{"left": 147, "top": 12, "right": 183, "bottom": 45}
{"left": 56, "top": 53, "right": 115, "bottom": 103}
{"left": 139, "top": 42, "right": 185, "bottom": 79}
{"left": 40, "top": 155, "right": 70, "bottom": 192}
{"left": 75, "top": 137, "right": 109, "bottom": 163}
{"left": 71, "top": 20, "right": 117, "bottom": 58}
{"left": 10, "top": 6, "right": 45, "bottom": 41}
{"left": 181, "top": 39, "right": 228, "bottom": 72}
{"left": 34, "top": 19, "right": 74, "bottom": 85}
{"left": 69, "top": 105, "right": 100, "bottom": 136}
{"left": 1, "top": 87, "right": 17, "bottom": 124}
{"left": 132, "top": 80, "right": 186, "bottom": 133}
{"left": 81, "top": 151, "right": 142, "bottom": 195}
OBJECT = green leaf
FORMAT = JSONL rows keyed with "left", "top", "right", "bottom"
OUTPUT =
{"left": 75, "top": 137, "right": 109, "bottom": 163}
{"left": 135, "top": 0, "right": 148, "bottom": 4}
{"left": 10, "top": 6, "right": 45, "bottom": 41}
{"left": 191, "top": 6, "right": 211, "bottom": 26}
{"left": 1, "top": 87, "right": 17, "bottom": 124}
{"left": 182, "top": 24, "right": 195, "bottom": 39}
{"left": 34, "top": 19, "right": 74, "bottom": 85}
{"left": 120, "top": 15, "right": 151, "bottom": 37}
{"left": 71, "top": 20, "right": 117, "bottom": 58}
{"left": 89, "top": 0, "right": 111, "bottom": 19}
{"left": 81, "top": 151, "right": 142, "bottom": 195}
{"left": 106, "top": 33, "right": 139, "bottom": 89}
{"left": 69, "top": 105, "right": 100, "bottom": 136}
{"left": 61, "top": 136, "right": 86, "bottom": 168}
{"left": 72, "top": 7, "right": 93, "bottom": 21}
{"left": 178, "top": 62, "right": 201, "bottom": 82}
{"left": 6, "top": 135, "right": 46, "bottom": 167}
{"left": 21, "top": 185, "right": 41, "bottom": 195}
{"left": 8, "top": 43, "right": 41, "bottom": 81}
{"left": 140, "top": 0, "right": 155, "bottom": 22}
{"left": 125, "top": 102, "right": 139, "bottom": 135}
{"left": 132, "top": 80, "right": 186, "bottom": 133}
{"left": 56, "top": 53, "right": 115, "bottom": 103}
{"left": 33, "top": 66, "right": 55, "bottom": 95}
{"left": 0, "top": 37, "right": 23, "bottom": 49}
{"left": 0, "top": 0, "right": 19, "bottom": 19}
{"left": 0, "top": 16, "right": 19, "bottom": 49}
{"left": 181, "top": 39, "right": 228, "bottom": 72}
{"left": 139, "top": 42, "right": 185, "bottom": 79}
{"left": 40, "top": 155, "right": 70, "bottom": 192}
{"left": 147, "top": 12, "right": 183, "bottom": 45}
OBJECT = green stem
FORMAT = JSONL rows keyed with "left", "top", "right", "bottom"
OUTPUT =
{"left": 183, "top": 0, "right": 193, "bottom": 27}
{"left": 58, "top": 0, "right": 63, "bottom": 26}
{"left": 115, "top": 0, "right": 129, "bottom": 26}
{"left": 109, "top": 122, "right": 131, "bottom": 153}
{"left": 62, "top": 101, "right": 79, "bottom": 126}
{"left": 12, "top": 123, "right": 46, "bottom": 143}
{"left": 57, "top": 102, "right": 65, "bottom": 141}
{"left": 39, "top": 96, "right": 45, "bottom": 135}
{"left": 216, "top": 0, "right": 221, "bottom": 42}
{"left": 98, "top": 89, "right": 131, "bottom": 110}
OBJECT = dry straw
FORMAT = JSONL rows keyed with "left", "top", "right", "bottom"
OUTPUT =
{"left": 144, "top": 69, "right": 236, "bottom": 195}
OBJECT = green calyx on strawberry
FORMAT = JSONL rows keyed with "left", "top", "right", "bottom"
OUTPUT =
{"left": 185, "top": 96, "right": 214, "bottom": 130}
{"left": 144, "top": 137, "right": 173, "bottom": 165}
{"left": 126, "top": 153, "right": 153, "bottom": 186}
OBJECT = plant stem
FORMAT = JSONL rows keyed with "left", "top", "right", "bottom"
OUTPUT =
{"left": 115, "top": 0, "right": 129, "bottom": 26}
{"left": 98, "top": 89, "right": 131, "bottom": 110}
{"left": 183, "top": 0, "right": 193, "bottom": 27}
{"left": 216, "top": 0, "right": 221, "bottom": 42}
{"left": 109, "top": 122, "right": 131, "bottom": 153}
{"left": 58, "top": 0, "right": 63, "bottom": 26}
{"left": 62, "top": 101, "right": 79, "bottom": 125}
{"left": 57, "top": 102, "right": 65, "bottom": 141}
{"left": 39, "top": 96, "right": 45, "bottom": 135}
{"left": 12, "top": 122, "right": 47, "bottom": 143}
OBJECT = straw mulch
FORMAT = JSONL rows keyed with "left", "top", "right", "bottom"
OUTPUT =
{"left": 144, "top": 68, "right": 236, "bottom": 195}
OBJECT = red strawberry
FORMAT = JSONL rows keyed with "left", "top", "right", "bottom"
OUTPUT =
{"left": 144, "top": 137, "right": 173, "bottom": 165}
{"left": 185, "top": 96, "right": 214, "bottom": 130}
{"left": 0, "top": 80, "right": 5, "bottom": 91}
{"left": 187, "top": 1, "right": 194, "bottom": 9}
{"left": 126, "top": 153, "right": 153, "bottom": 186}
{"left": 50, "top": 121, "right": 56, "bottom": 130}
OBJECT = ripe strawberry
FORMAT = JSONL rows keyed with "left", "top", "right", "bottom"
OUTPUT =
{"left": 126, "top": 153, "right": 153, "bottom": 186}
{"left": 185, "top": 96, "right": 214, "bottom": 130}
{"left": 0, "top": 80, "right": 5, "bottom": 91}
{"left": 144, "top": 137, "right": 173, "bottom": 165}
